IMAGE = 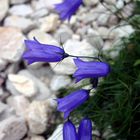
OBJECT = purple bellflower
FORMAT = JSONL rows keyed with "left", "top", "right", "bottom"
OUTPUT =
{"left": 63, "top": 120, "right": 78, "bottom": 140}
{"left": 57, "top": 89, "right": 89, "bottom": 119}
{"left": 78, "top": 118, "right": 92, "bottom": 140}
{"left": 73, "top": 58, "right": 110, "bottom": 82}
{"left": 55, "top": 0, "right": 83, "bottom": 20}
{"left": 23, "top": 38, "right": 68, "bottom": 64}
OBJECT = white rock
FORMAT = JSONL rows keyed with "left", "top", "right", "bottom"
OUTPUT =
{"left": 10, "top": 0, "right": 29, "bottom": 4}
{"left": 26, "top": 101, "right": 48, "bottom": 134}
{"left": 0, "top": 27, "right": 25, "bottom": 63}
{"left": 4, "top": 16, "right": 35, "bottom": 32}
{"left": 28, "top": 29, "right": 59, "bottom": 46}
{"left": 31, "top": 0, "right": 62, "bottom": 10}
{"left": 97, "top": 13, "right": 110, "bottom": 26}
{"left": 0, "top": 59, "right": 7, "bottom": 71}
{"left": 6, "top": 95, "right": 30, "bottom": 116}
{"left": 0, "top": 116, "right": 27, "bottom": 140}
{"left": 116, "top": 0, "right": 124, "bottom": 9}
{"left": 18, "top": 70, "right": 51, "bottom": 100}
{"left": 9, "top": 4, "right": 33, "bottom": 17}
{"left": 111, "top": 25, "right": 134, "bottom": 38}
{"left": 50, "top": 39, "right": 98, "bottom": 75}
{"left": 50, "top": 75, "right": 71, "bottom": 91}
{"left": 39, "top": 14, "right": 60, "bottom": 32}
{"left": 7, "top": 74, "right": 38, "bottom": 97}
{"left": 31, "top": 8, "right": 48, "bottom": 19}
{"left": 84, "top": 0, "right": 98, "bottom": 6}
{"left": 0, "top": 102, "right": 7, "bottom": 114}
{"left": 0, "top": 0, "right": 9, "bottom": 21}
{"left": 108, "top": 15, "right": 119, "bottom": 26}
{"left": 86, "top": 29, "right": 104, "bottom": 49}
{"left": 54, "top": 25, "right": 73, "bottom": 43}
{"left": 97, "top": 27, "right": 110, "bottom": 39}
{"left": 48, "top": 124, "right": 63, "bottom": 140}
{"left": 30, "top": 136, "right": 45, "bottom": 140}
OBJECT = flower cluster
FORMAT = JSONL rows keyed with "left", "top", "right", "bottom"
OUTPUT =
{"left": 23, "top": 37, "right": 110, "bottom": 140}
{"left": 22, "top": 1, "right": 111, "bottom": 139}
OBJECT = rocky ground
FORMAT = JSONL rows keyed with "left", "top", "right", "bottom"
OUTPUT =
{"left": 0, "top": 0, "right": 134, "bottom": 140}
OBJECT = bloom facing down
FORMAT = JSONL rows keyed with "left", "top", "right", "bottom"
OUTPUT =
{"left": 78, "top": 118, "right": 92, "bottom": 140}
{"left": 63, "top": 120, "right": 78, "bottom": 140}
{"left": 23, "top": 38, "right": 68, "bottom": 64}
{"left": 55, "top": 0, "right": 83, "bottom": 20}
{"left": 57, "top": 89, "right": 89, "bottom": 119}
{"left": 73, "top": 59, "right": 110, "bottom": 82}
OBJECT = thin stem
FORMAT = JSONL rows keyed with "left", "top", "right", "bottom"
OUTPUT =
{"left": 68, "top": 54, "right": 101, "bottom": 61}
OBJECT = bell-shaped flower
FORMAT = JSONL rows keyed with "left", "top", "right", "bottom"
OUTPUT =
{"left": 23, "top": 38, "right": 68, "bottom": 64}
{"left": 63, "top": 120, "right": 78, "bottom": 140}
{"left": 55, "top": 0, "right": 83, "bottom": 20}
{"left": 57, "top": 89, "right": 89, "bottom": 119}
{"left": 73, "top": 58, "right": 110, "bottom": 82}
{"left": 78, "top": 118, "right": 92, "bottom": 140}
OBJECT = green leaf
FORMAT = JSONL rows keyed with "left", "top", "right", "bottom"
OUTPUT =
{"left": 134, "top": 59, "right": 140, "bottom": 66}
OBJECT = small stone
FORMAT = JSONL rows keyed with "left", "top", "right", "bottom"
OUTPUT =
{"left": 97, "top": 27, "right": 110, "bottom": 39}
{"left": 6, "top": 74, "right": 38, "bottom": 97}
{"left": 54, "top": 25, "right": 73, "bottom": 43}
{"left": 9, "top": 4, "right": 33, "bottom": 17}
{"left": 10, "top": 0, "right": 29, "bottom": 4}
{"left": 6, "top": 95, "right": 30, "bottom": 116}
{"left": 0, "top": 102, "right": 7, "bottom": 114}
{"left": 39, "top": 14, "right": 60, "bottom": 32}
{"left": 50, "top": 39, "right": 98, "bottom": 74}
{"left": 0, "top": 59, "right": 7, "bottom": 71}
{"left": 28, "top": 29, "right": 59, "bottom": 46}
{"left": 50, "top": 75, "right": 71, "bottom": 91}
{"left": 86, "top": 29, "right": 104, "bottom": 49}
{"left": 0, "top": 27, "right": 25, "bottom": 63}
{"left": 48, "top": 124, "right": 63, "bottom": 140}
{"left": 97, "top": 13, "right": 110, "bottom": 26}
{"left": 18, "top": 70, "right": 51, "bottom": 100}
{"left": 0, "top": 116, "right": 27, "bottom": 140}
{"left": 0, "top": 0, "right": 9, "bottom": 22}
{"left": 108, "top": 15, "right": 119, "bottom": 27}
{"left": 31, "top": 9, "right": 48, "bottom": 19}
{"left": 4, "top": 16, "right": 35, "bottom": 32}
{"left": 30, "top": 136, "right": 45, "bottom": 140}
{"left": 83, "top": 0, "right": 98, "bottom": 6}
{"left": 116, "top": 0, "right": 124, "bottom": 9}
{"left": 26, "top": 101, "right": 48, "bottom": 134}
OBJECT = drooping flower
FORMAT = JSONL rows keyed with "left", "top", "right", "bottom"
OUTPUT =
{"left": 23, "top": 38, "right": 68, "bottom": 64}
{"left": 55, "top": 0, "right": 83, "bottom": 20}
{"left": 63, "top": 120, "right": 78, "bottom": 140}
{"left": 73, "top": 58, "right": 110, "bottom": 82}
{"left": 57, "top": 89, "right": 89, "bottom": 119}
{"left": 78, "top": 118, "right": 92, "bottom": 140}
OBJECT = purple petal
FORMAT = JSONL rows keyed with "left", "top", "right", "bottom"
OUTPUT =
{"left": 63, "top": 120, "right": 78, "bottom": 140}
{"left": 78, "top": 118, "right": 92, "bottom": 140}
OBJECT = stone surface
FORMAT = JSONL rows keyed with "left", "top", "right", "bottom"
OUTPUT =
{"left": 31, "top": 9, "right": 48, "bottom": 19}
{"left": 0, "top": 59, "right": 7, "bottom": 71}
{"left": 25, "top": 101, "right": 48, "bottom": 134}
{"left": 97, "top": 13, "right": 110, "bottom": 26}
{"left": 10, "top": 0, "right": 29, "bottom": 4}
{"left": 48, "top": 124, "right": 63, "bottom": 140}
{"left": 54, "top": 25, "right": 73, "bottom": 43}
{"left": 6, "top": 95, "right": 30, "bottom": 116}
{"left": 6, "top": 74, "right": 37, "bottom": 97}
{"left": 0, "top": 27, "right": 25, "bottom": 63}
{"left": 0, "top": 0, "right": 9, "bottom": 22}
{"left": 18, "top": 70, "right": 51, "bottom": 100}
{"left": 4, "top": 16, "right": 35, "bottom": 32}
{"left": 30, "top": 136, "right": 45, "bottom": 140}
{"left": 50, "top": 75, "right": 71, "bottom": 91}
{"left": 9, "top": 4, "right": 33, "bottom": 17}
{"left": 50, "top": 39, "right": 98, "bottom": 74}
{"left": 0, "top": 116, "right": 27, "bottom": 140}
{"left": 0, "top": 102, "right": 7, "bottom": 114}
{"left": 84, "top": 0, "right": 98, "bottom": 6}
{"left": 39, "top": 14, "right": 60, "bottom": 32}
{"left": 28, "top": 29, "right": 59, "bottom": 46}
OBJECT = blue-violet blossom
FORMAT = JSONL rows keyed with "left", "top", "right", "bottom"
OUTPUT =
{"left": 57, "top": 89, "right": 89, "bottom": 119}
{"left": 78, "top": 118, "right": 92, "bottom": 140}
{"left": 73, "top": 58, "right": 110, "bottom": 82}
{"left": 63, "top": 120, "right": 78, "bottom": 140}
{"left": 55, "top": 0, "right": 83, "bottom": 20}
{"left": 23, "top": 38, "right": 68, "bottom": 64}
